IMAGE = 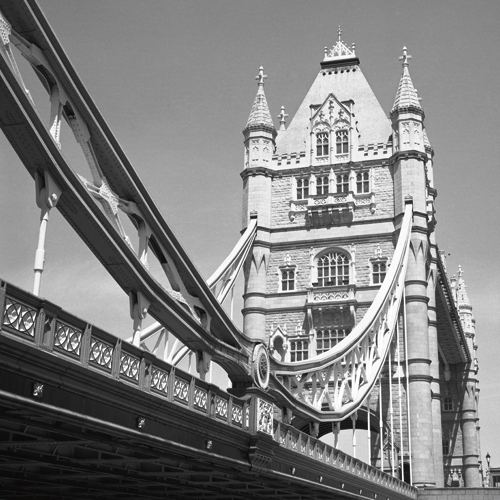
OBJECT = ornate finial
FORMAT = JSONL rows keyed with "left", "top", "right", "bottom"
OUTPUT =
{"left": 399, "top": 46, "right": 412, "bottom": 68}
{"left": 278, "top": 106, "right": 289, "bottom": 130}
{"left": 323, "top": 29, "right": 356, "bottom": 61}
{"left": 255, "top": 66, "right": 267, "bottom": 86}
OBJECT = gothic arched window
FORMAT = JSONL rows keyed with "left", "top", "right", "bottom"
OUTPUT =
{"left": 316, "top": 132, "right": 329, "bottom": 156}
{"left": 316, "top": 252, "right": 350, "bottom": 287}
{"left": 336, "top": 129, "right": 349, "bottom": 154}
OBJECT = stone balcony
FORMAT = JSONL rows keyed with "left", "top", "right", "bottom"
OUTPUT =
{"left": 290, "top": 191, "right": 376, "bottom": 225}
{"left": 306, "top": 284, "right": 357, "bottom": 329}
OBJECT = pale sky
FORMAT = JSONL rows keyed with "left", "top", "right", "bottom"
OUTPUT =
{"left": 1, "top": 0, "right": 499, "bottom": 470}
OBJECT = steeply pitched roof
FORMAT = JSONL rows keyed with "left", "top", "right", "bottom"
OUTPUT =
{"left": 245, "top": 67, "right": 275, "bottom": 132}
{"left": 276, "top": 53, "right": 391, "bottom": 154}
{"left": 391, "top": 47, "right": 422, "bottom": 114}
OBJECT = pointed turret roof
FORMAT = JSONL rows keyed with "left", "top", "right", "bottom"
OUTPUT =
{"left": 244, "top": 67, "right": 275, "bottom": 132}
{"left": 456, "top": 266, "right": 472, "bottom": 308}
{"left": 391, "top": 47, "right": 422, "bottom": 114}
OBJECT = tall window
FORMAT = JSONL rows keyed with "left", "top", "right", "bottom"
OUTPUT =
{"left": 336, "top": 130, "right": 349, "bottom": 154}
{"left": 372, "top": 262, "right": 386, "bottom": 285}
{"left": 291, "top": 340, "right": 309, "bottom": 362}
{"left": 297, "top": 178, "right": 309, "bottom": 199}
{"left": 317, "top": 328, "right": 351, "bottom": 354}
{"left": 356, "top": 172, "right": 369, "bottom": 193}
{"left": 336, "top": 174, "right": 349, "bottom": 194}
{"left": 443, "top": 397, "right": 454, "bottom": 412}
{"left": 316, "top": 132, "right": 329, "bottom": 156}
{"left": 316, "top": 252, "right": 350, "bottom": 286}
{"left": 316, "top": 175, "right": 329, "bottom": 196}
{"left": 442, "top": 440, "right": 450, "bottom": 456}
{"left": 281, "top": 268, "right": 295, "bottom": 291}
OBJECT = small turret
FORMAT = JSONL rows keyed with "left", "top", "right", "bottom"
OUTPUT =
{"left": 391, "top": 47, "right": 427, "bottom": 219}
{"left": 241, "top": 67, "right": 276, "bottom": 341}
{"left": 243, "top": 67, "right": 276, "bottom": 170}
{"left": 391, "top": 47, "right": 423, "bottom": 116}
{"left": 241, "top": 67, "right": 275, "bottom": 229}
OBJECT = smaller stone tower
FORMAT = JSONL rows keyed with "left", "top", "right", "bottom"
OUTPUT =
{"left": 242, "top": 67, "right": 277, "bottom": 342}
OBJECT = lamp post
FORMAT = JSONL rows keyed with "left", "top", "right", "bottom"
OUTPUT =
{"left": 486, "top": 452, "right": 491, "bottom": 487}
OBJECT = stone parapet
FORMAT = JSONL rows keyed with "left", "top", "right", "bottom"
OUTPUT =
{"left": 418, "top": 488, "right": 500, "bottom": 499}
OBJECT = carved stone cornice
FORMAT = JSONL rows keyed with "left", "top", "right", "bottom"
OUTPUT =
{"left": 390, "top": 149, "right": 428, "bottom": 164}
{"left": 240, "top": 166, "right": 275, "bottom": 180}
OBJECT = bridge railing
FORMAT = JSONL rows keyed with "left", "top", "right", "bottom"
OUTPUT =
{"left": 274, "top": 419, "right": 417, "bottom": 498}
{"left": 0, "top": 279, "right": 249, "bottom": 431}
{"left": 0, "top": 278, "right": 416, "bottom": 498}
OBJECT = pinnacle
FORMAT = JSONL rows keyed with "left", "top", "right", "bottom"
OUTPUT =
{"left": 245, "top": 66, "right": 275, "bottom": 131}
{"left": 391, "top": 47, "right": 422, "bottom": 114}
{"left": 457, "top": 265, "right": 472, "bottom": 308}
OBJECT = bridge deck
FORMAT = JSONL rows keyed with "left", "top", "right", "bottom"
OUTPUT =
{"left": 0, "top": 280, "right": 416, "bottom": 499}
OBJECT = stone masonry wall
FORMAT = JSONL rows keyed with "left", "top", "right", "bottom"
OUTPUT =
{"left": 265, "top": 239, "right": 395, "bottom": 294}
{"left": 270, "top": 164, "right": 394, "bottom": 229}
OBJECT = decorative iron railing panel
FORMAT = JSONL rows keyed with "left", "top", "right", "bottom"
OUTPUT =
{"left": 2, "top": 297, "right": 37, "bottom": 339}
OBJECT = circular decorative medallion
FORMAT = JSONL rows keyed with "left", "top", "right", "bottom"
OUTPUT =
{"left": 253, "top": 344, "right": 270, "bottom": 389}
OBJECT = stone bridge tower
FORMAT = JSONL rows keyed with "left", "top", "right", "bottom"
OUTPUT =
{"left": 240, "top": 32, "right": 480, "bottom": 489}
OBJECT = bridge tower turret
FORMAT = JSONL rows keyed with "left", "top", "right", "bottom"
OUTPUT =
{"left": 390, "top": 47, "right": 437, "bottom": 487}
{"left": 241, "top": 67, "right": 276, "bottom": 341}
{"left": 456, "top": 267, "right": 481, "bottom": 487}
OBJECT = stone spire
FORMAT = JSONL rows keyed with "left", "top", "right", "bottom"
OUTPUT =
{"left": 244, "top": 66, "right": 275, "bottom": 133}
{"left": 456, "top": 265, "right": 472, "bottom": 308}
{"left": 391, "top": 47, "right": 422, "bottom": 115}
{"left": 277, "top": 106, "right": 288, "bottom": 131}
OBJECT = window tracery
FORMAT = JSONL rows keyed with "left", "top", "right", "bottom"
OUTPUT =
{"left": 336, "top": 129, "right": 349, "bottom": 154}
{"left": 315, "top": 251, "right": 350, "bottom": 287}
{"left": 316, "top": 132, "right": 329, "bottom": 156}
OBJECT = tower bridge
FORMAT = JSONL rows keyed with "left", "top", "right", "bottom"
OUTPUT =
{"left": 0, "top": 1, "right": 487, "bottom": 498}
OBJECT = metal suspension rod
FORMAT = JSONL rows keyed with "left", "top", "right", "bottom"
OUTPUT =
{"left": 230, "top": 286, "right": 234, "bottom": 321}
{"left": 403, "top": 289, "right": 413, "bottom": 485}
{"left": 352, "top": 412, "right": 357, "bottom": 458}
{"left": 367, "top": 395, "right": 372, "bottom": 465}
{"left": 397, "top": 318, "right": 405, "bottom": 482}
{"left": 379, "top": 378, "right": 384, "bottom": 472}
{"left": 33, "top": 206, "right": 50, "bottom": 296}
{"left": 389, "top": 343, "right": 395, "bottom": 477}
